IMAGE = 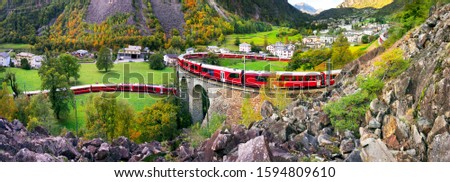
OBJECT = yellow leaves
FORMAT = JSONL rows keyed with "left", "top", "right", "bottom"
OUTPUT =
{"left": 0, "top": 82, "right": 17, "bottom": 121}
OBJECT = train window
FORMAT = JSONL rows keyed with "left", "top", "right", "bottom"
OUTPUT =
{"left": 311, "top": 76, "right": 316, "bottom": 81}
{"left": 283, "top": 77, "right": 292, "bottom": 81}
{"left": 298, "top": 76, "right": 303, "bottom": 81}
{"left": 202, "top": 68, "right": 208, "bottom": 73}
{"left": 256, "top": 76, "right": 268, "bottom": 82}
{"left": 305, "top": 76, "right": 310, "bottom": 81}
{"left": 208, "top": 70, "right": 214, "bottom": 76}
{"left": 229, "top": 73, "right": 240, "bottom": 79}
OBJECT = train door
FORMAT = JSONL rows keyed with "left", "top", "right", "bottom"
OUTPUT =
{"left": 220, "top": 71, "right": 225, "bottom": 82}
{"left": 317, "top": 75, "right": 321, "bottom": 87}
{"left": 241, "top": 70, "right": 245, "bottom": 85}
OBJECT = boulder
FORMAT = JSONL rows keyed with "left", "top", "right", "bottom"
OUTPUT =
{"left": 428, "top": 132, "right": 450, "bottom": 162}
{"left": 426, "top": 115, "right": 448, "bottom": 143}
{"left": 260, "top": 101, "right": 275, "bottom": 118}
{"left": 360, "top": 138, "right": 396, "bottom": 162}
{"left": 236, "top": 136, "right": 272, "bottom": 162}
{"left": 13, "top": 148, "right": 37, "bottom": 162}
{"left": 417, "top": 33, "right": 429, "bottom": 49}
{"left": 211, "top": 133, "right": 237, "bottom": 154}
{"left": 292, "top": 106, "right": 308, "bottom": 121}
{"left": 340, "top": 139, "right": 355, "bottom": 155}
{"left": 95, "top": 143, "right": 110, "bottom": 161}
{"left": 382, "top": 116, "right": 409, "bottom": 141}
{"left": 110, "top": 146, "right": 130, "bottom": 161}
{"left": 344, "top": 150, "right": 362, "bottom": 162}
{"left": 270, "top": 145, "right": 297, "bottom": 162}
{"left": 368, "top": 119, "right": 381, "bottom": 129}
{"left": 291, "top": 131, "right": 318, "bottom": 154}
{"left": 83, "top": 138, "right": 104, "bottom": 148}
{"left": 417, "top": 117, "right": 433, "bottom": 134}
{"left": 411, "top": 125, "right": 426, "bottom": 160}
{"left": 267, "top": 121, "right": 295, "bottom": 142}
{"left": 317, "top": 132, "right": 333, "bottom": 146}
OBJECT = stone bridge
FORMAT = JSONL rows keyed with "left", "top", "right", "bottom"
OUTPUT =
{"left": 176, "top": 66, "right": 327, "bottom": 124}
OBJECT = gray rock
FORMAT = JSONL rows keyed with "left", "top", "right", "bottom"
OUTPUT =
{"left": 368, "top": 119, "right": 381, "bottom": 129}
{"left": 360, "top": 138, "right": 396, "bottom": 162}
{"left": 344, "top": 150, "right": 362, "bottom": 162}
{"left": 211, "top": 133, "right": 235, "bottom": 153}
{"left": 268, "top": 121, "right": 295, "bottom": 142}
{"left": 428, "top": 132, "right": 450, "bottom": 162}
{"left": 427, "top": 115, "right": 448, "bottom": 143}
{"left": 317, "top": 132, "right": 333, "bottom": 146}
{"left": 14, "top": 148, "right": 37, "bottom": 162}
{"left": 260, "top": 101, "right": 275, "bottom": 118}
{"left": 236, "top": 136, "right": 272, "bottom": 162}
{"left": 292, "top": 106, "right": 308, "bottom": 121}
{"left": 417, "top": 117, "right": 433, "bottom": 134}
{"left": 270, "top": 145, "right": 297, "bottom": 162}
{"left": 95, "top": 143, "right": 110, "bottom": 161}
{"left": 292, "top": 131, "right": 318, "bottom": 154}
{"left": 340, "top": 139, "right": 355, "bottom": 155}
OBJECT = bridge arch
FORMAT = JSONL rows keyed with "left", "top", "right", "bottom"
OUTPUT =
{"left": 191, "top": 84, "right": 210, "bottom": 123}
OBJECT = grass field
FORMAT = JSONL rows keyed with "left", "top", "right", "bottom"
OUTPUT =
{"left": 0, "top": 43, "right": 34, "bottom": 52}
{"left": 2, "top": 62, "right": 175, "bottom": 91}
{"left": 193, "top": 58, "right": 288, "bottom": 71}
{"left": 209, "top": 27, "right": 303, "bottom": 51}
{"left": 62, "top": 92, "right": 167, "bottom": 132}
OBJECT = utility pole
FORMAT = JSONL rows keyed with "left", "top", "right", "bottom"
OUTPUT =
{"left": 243, "top": 55, "right": 246, "bottom": 94}
{"left": 75, "top": 78, "right": 78, "bottom": 138}
{"left": 327, "top": 59, "right": 331, "bottom": 90}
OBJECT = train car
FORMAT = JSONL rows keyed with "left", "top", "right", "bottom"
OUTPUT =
{"left": 119, "top": 84, "right": 132, "bottom": 92}
{"left": 91, "top": 84, "right": 118, "bottom": 92}
{"left": 71, "top": 85, "right": 91, "bottom": 95}
{"left": 200, "top": 63, "right": 222, "bottom": 81}
{"left": 321, "top": 70, "right": 342, "bottom": 86}
{"left": 274, "top": 72, "right": 323, "bottom": 88}
{"left": 244, "top": 71, "right": 275, "bottom": 88}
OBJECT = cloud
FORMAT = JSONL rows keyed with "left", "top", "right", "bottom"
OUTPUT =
{"left": 288, "top": 0, "right": 344, "bottom": 10}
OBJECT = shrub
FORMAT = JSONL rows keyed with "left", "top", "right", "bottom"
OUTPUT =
{"left": 357, "top": 76, "right": 384, "bottom": 95}
{"left": 20, "top": 58, "right": 31, "bottom": 70}
{"left": 324, "top": 91, "right": 371, "bottom": 133}
{"left": 187, "top": 113, "right": 225, "bottom": 148}
{"left": 149, "top": 53, "right": 166, "bottom": 70}
{"left": 374, "top": 48, "right": 410, "bottom": 79}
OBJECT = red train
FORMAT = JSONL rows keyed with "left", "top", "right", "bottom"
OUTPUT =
{"left": 179, "top": 54, "right": 341, "bottom": 89}
{"left": 26, "top": 84, "right": 177, "bottom": 96}
{"left": 183, "top": 52, "right": 291, "bottom": 62}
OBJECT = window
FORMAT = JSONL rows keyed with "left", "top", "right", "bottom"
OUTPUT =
{"left": 256, "top": 76, "right": 268, "bottom": 82}
{"left": 229, "top": 73, "right": 240, "bottom": 79}
{"left": 282, "top": 76, "right": 292, "bottom": 81}
{"left": 305, "top": 76, "right": 310, "bottom": 81}
{"left": 298, "top": 76, "right": 303, "bottom": 81}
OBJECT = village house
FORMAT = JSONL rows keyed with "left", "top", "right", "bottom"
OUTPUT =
{"left": 186, "top": 47, "right": 195, "bottom": 54}
{"left": 0, "top": 52, "right": 11, "bottom": 67}
{"left": 207, "top": 46, "right": 220, "bottom": 53}
{"left": 164, "top": 54, "right": 179, "bottom": 66}
{"left": 239, "top": 43, "right": 251, "bottom": 53}
{"left": 15, "top": 52, "right": 43, "bottom": 68}
{"left": 220, "top": 48, "right": 230, "bottom": 54}
{"left": 72, "top": 50, "right": 89, "bottom": 58}
{"left": 266, "top": 42, "right": 295, "bottom": 58}
{"left": 118, "top": 45, "right": 143, "bottom": 60}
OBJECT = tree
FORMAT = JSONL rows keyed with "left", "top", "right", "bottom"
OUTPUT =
{"left": 133, "top": 100, "right": 178, "bottom": 142}
{"left": 149, "top": 53, "right": 166, "bottom": 70}
{"left": 96, "top": 46, "right": 114, "bottom": 72}
{"left": 84, "top": 93, "right": 117, "bottom": 141}
{"left": 4, "top": 71, "right": 21, "bottom": 97}
{"left": 234, "top": 37, "right": 241, "bottom": 46}
{"left": 27, "top": 94, "right": 57, "bottom": 134}
{"left": 20, "top": 58, "right": 31, "bottom": 70}
{"left": 331, "top": 34, "right": 353, "bottom": 68}
{"left": 14, "top": 95, "right": 30, "bottom": 125}
{"left": 39, "top": 57, "right": 74, "bottom": 120}
{"left": 0, "top": 82, "right": 17, "bottom": 121}
{"left": 250, "top": 41, "right": 261, "bottom": 53}
{"left": 203, "top": 52, "right": 220, "bottom": 65}
{"left": 59, "top": 54, "right": 80, "bottom": 83}
{"left": 263, "top": 36, "right": 268, "bottom": 50}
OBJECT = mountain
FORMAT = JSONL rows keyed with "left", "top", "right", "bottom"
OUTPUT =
{"left": 214, "top": 0, "right": 312, "bottom": 26}
{"left": 293, "top": 2, "right": 322, "bottom": 15}
{"left": 338, "top": 0, "right": 394, "bottom": 9}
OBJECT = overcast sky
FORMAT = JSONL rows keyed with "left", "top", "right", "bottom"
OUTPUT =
{"left": 288, "top": 0, "right": 344, "bottom": 10}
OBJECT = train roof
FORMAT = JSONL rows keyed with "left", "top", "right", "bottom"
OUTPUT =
{"left": 244, "top": 70, "right": 274, "bottom": 75}
{"left": 276, "top": 71, "right": 321, "bottom": 76}
{"left": 201, "top": 63, "right": 242, "bottom": 73}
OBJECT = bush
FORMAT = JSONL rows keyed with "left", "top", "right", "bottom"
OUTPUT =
{"left": 324, "top": 91, "right": 372, "bottom": 133}
{"left": 187, "top": 113, "right": 225, "bottom": 148}
{"left": 374, "top": 48, "right": 410, "bottom": 79}
{"left": 357, "top": 76, "right": 384, "bottom": 95}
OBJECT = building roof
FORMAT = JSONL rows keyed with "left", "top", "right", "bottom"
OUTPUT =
{"left": 165, "top": 54, "right": 178, "bottom": 59}
{"left": 186, "top": 47, "right": 195, "bottom": 51}
{"left": 0, "top": 52, "right": 9, "bottom": 58}
{"left": 17, "top": 52, "right": 34, "bottom": 57}
{"left": 240, "top": 43, "right": 251, "bottom": 47}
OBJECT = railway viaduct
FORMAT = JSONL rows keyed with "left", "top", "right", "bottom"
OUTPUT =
{"left": 176, "top": 66, "right": 327, "bottom": 124}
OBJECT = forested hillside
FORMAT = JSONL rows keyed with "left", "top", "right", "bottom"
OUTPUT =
{"left": 338, "top": 0, "right": 393, "bottom": 9}
{"left": 212, "top": 0, "right": 312, "bottom": 27}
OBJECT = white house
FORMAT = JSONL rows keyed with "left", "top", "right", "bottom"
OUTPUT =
{"left": 220, "top": 48, "right": 230, "bottom": 54}
{"left": 118, "top": 45, "right": 142, "bottom": 60}
{"left": 207, "top": 46, "right": 220, "bottom": 53}
{"left": 0, "top": 52, "right": 11, "bottom": 67}
{"left": 239, "top": 43, "right": 251, "bottom": 53}
{"left": 164, "top": 54, "right": 178, "bottom": 66}
{"left": 266, "top": 42, "right": 296, "bottom": 58}
{"left": 15, "top": 52, "right": 35, "bottom": 67}
{"left": 186, "top": 48, "right": 195, "bottom": 54}
{"left": 31, "top": 56, "right": 43, "bottom": 69}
